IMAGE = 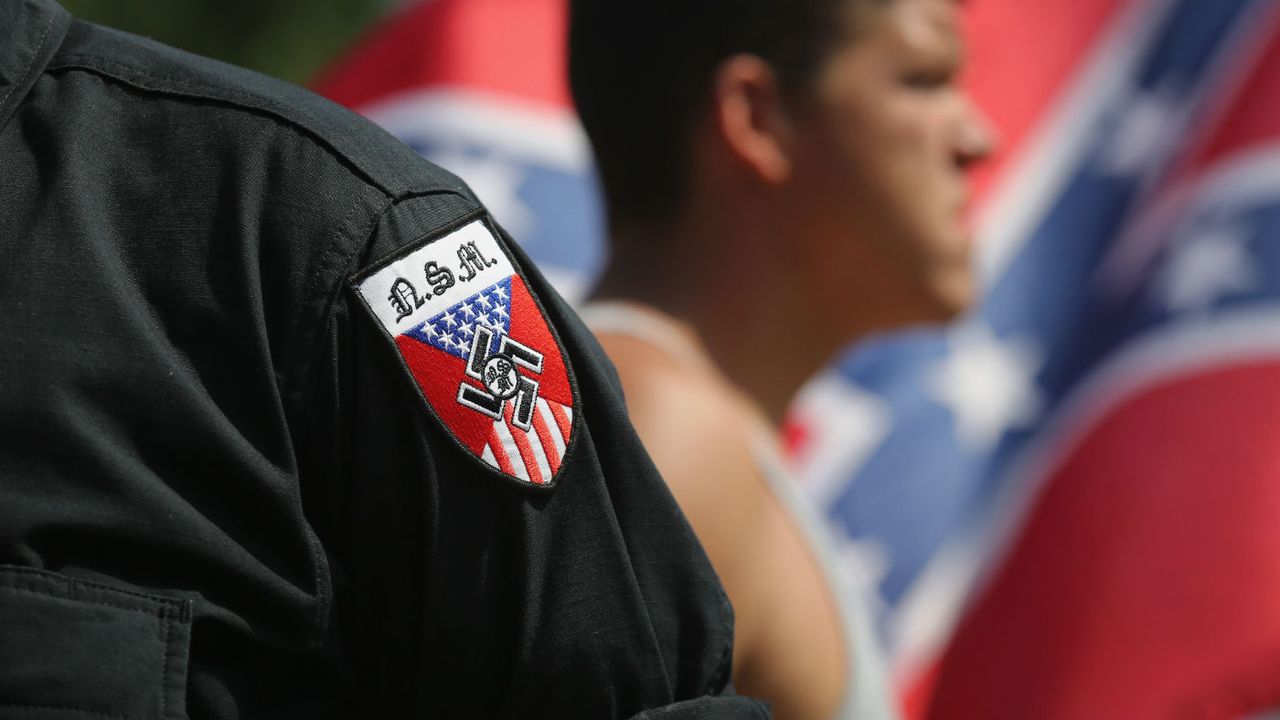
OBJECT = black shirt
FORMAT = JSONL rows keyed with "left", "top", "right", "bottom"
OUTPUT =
{"left": 0, "top": 1, "right": 767, "bottom": 717}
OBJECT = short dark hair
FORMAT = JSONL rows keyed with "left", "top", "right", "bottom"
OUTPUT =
{"left": 568, "top": 0, "right": 860, "bottom": 228}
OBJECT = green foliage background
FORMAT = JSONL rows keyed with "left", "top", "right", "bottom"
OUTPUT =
{"left": 59, "top": 0, "right": 387, "bottom": 85}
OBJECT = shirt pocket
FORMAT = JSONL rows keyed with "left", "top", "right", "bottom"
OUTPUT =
{"left": 0, "top": 565, "right": 192, "bottom": 720}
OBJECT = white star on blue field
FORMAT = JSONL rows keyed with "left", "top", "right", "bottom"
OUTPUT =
{"left": 405, "top": 277, "right": 513, "bottom": 360}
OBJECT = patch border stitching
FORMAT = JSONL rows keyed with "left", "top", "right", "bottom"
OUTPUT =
{"left": 347, "top": 210, "right": 582, "bottom": 491}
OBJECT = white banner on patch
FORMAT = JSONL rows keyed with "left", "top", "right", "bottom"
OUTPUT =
{"left": 357, "top": 220, "right": 515, "bottom": 334}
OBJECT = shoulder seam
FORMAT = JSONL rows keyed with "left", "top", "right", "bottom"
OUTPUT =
{"left": 47, "top": 53, "right": 439, "bottom": 200}
{"left": 0, "top": 5, "right": 60, "bottom": 115}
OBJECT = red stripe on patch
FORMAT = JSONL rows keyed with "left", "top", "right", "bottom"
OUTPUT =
{"left": 507, "top": 275, "right": 573, "bottom": 406}
{"left": 548, "top": 400, "right": 572, "bottom": 443}
{"left": 396, "top": 334, "right": 491, "bottom": 454}
{"left": 506, "top": 403, "right": 545, "bottom": 486}
{"left": 488, "top": 428, "right": 517, "bottom": 478}
{"left": 532, "top": 404, "right": 561, "bottom": 475}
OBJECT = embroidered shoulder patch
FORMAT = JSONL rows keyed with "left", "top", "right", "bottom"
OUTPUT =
{"left": 351, "top": 214, "right": 578, "bottom": 489}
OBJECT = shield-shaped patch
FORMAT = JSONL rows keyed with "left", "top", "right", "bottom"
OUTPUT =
{"left": 351, "top": 213, "right": 578, "bottom": 489}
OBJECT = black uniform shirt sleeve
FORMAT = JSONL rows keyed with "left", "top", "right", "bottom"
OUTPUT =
{"left": 0, "top": 2, "right": 767, "bottom": 715}
{"left": 298, "top": 189, "right": 767, "bottom": 717}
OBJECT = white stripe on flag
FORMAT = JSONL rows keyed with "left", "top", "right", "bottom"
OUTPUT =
{"left": 528, "top": 425, "right": 554, "bottom": 485}
{"left": 492, "top": 418, "right": 530, "bottom": 483}
{"left": 973, "top": 0, "right": 1176, "bottom": 287}
{"left": 481, "top": 441, "right": 499, "bottom": 471}
{"left": 359, "top": 90, "right": 591, "bottom": 171}
{"left": 538, "top": 398, "right": 568, "bottom": 459}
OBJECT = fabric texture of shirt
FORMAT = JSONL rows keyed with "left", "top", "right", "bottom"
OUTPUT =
{"left": 0, "top": 1, "right": 769, "bottom": 717}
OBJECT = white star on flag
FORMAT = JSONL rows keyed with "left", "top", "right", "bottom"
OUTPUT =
{"left": 1098, "top": 86, "right": 1182, "bottom": 177}
{"left": 1156, "top": 222, "right": 1257, "bottom": 314}
{"left": 790, "top": 372, "right": 891, "bottom": 508}
{"left": 928, "top": 322, "right": 1044, "bottom": 452}
{"left": 839, "top": 536, "right": 892, "bottom": 594}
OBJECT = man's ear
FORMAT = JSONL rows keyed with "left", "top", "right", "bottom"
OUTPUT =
{"left": 711, "top": 55, "right": 793, "bottom": 184}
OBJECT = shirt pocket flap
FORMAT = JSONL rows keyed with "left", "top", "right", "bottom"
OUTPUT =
{"left": 0, "top": 566, "right": 192, "bottom": 720}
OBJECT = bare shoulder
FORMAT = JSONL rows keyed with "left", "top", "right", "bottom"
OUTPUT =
{"left": 594, "top": 331, "right": 765, "bottom": 500}
{"left": 595, "top": 330, "right": 849, "bottom": 720}
{"left": 593, "top": 330, "right": 776, "bottom": 582}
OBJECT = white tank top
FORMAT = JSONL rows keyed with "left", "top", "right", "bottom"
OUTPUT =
{"left": 579, "top": 301, "right": 900, "bottom": 720}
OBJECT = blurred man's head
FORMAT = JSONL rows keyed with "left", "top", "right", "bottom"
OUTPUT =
{"left": 569, "top": 0, "right": 995, "bottom": 329}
